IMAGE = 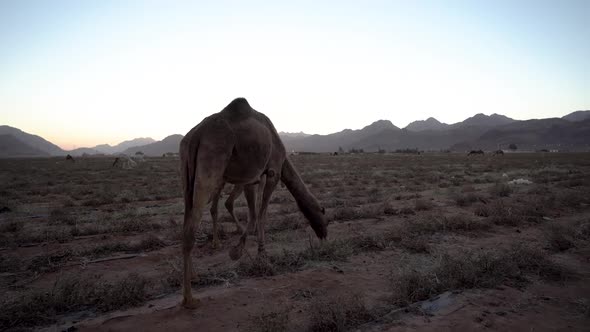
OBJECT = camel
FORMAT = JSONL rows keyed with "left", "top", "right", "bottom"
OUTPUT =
{"left": 66, "top": 154, "right": 75, "bottom": 162}
{"left": 112, "top": 155, "right": 137, "bottom": 169}
{"left": 468, "top": 150, "right": 484, "bottom": 156}
{"left": 179, "top": 97, "right": 328, "bottom": 308}
{"left": 132, "top": 153, "right": 145, "bottom": 163}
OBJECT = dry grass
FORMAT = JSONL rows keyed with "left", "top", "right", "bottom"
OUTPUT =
{"left": 454, "top": 191, "right": 481, "bottom": 207}
{"left": 308, "top": 293, "right": 374, "bottom": 332}
{"left": 0, "top": 273, "right": 150, "bottom": 330}
{"left": 414, "top": 199, "right": 434, "bottom": 211}
{"left": 389, "top": 245, "right": 570, "bottom": 306}
{"left": 1, "top": 153, "right": 589, "bottom": 330}
{"left": 545, "top": 224, "right": 576, "bottom": 252}
{"left": 407, "top": 214, "right": 491, "bottom": 234}
{"left": 0, "top": 219, "right": 23, "bottom": 233}
{"left": 245, "top": 308, "right": 290, "bottom": 332}
{"left": 489, "top": 182, "right": 513, "bottom": 197}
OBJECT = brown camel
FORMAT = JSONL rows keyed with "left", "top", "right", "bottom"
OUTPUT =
{"left": 179, "top": 97, "right": 328, "bottom": 308}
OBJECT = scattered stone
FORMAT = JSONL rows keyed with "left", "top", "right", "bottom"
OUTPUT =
{"left": 332, "top": 266, "right": 344, "bottom": 273}
{"left": 420, "top": 291, "right": 454, "bottom": 314}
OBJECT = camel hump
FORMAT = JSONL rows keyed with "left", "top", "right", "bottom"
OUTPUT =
{"left": 224, "top": 97, "right": 252, "bottom": 113}
{"left": 231, "top": 97, "right": 249, "bottom": 105}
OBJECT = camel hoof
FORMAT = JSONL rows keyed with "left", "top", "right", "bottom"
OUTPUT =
{"left": 229, "top": 245, "right": 243, "bottom": 261}
{"left": 182, "top": 297, "right": 200, "bottom": 309}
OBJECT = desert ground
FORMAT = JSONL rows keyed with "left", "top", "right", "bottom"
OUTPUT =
{"left": 1, "top": 153, "right": 589, "bottom": 331}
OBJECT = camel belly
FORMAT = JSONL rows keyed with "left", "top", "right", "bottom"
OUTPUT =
{"left": 223, "top": 146, "right": 271, "bottom": 184}
{"left": 223, "top": 135, "right": 272, "bottom": 184}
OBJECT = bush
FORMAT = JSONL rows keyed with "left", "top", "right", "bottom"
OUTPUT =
{"left": 389, "top": 245, "right": 569, "bottom": 306}
{"left": 407, "top": 214, "right": 490, "bottom": 235}
{"left": 478, "top": 200, "right": 524, "bottom": 226}
{"left": 333, "top": 207, "right": 357, "bottom": 221}
{"left": 0, "top": 273, "right": 150, "bottom": 330}
{"left": 414, "top": 199, "right": 433, "bottom": 211}
{"left": 490, "top": 182, "right": 512, "bottom": 197}
{"left": 0, "top": 220, "right": 23, "bottom": 233}
{"left": 454, "top": 192, "right": 480, "bottom": 207}
{"left": 301, "top": 240, "right": 354, "bottom": 262}
{"left": 246, "top": 309, "right": 290, "bottom": 332}
{"left": 308, "top": 293, "right": 373, "bottom": 332}
{"left": 96, "top": 273, "right": 149, "bottom": 312}
{"left": 48, "top": 208, "right": 74, "bottom": 225}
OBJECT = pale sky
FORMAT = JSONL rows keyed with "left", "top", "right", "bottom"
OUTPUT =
{"left": 0, "top": 0, "right": 588, "bottom": 150}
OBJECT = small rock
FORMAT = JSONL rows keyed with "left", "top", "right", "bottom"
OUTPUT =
{"left": 332, "top": 266, "right": 344, "bottom": 273}
{"left": 420, "top": 291, "right": 454, "bottom": 313}
{"left": 508, "top": 178, "right": 532, "bottom": 185}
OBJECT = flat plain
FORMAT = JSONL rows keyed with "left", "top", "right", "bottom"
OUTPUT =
{"left": 1, "top": 153, "right": 589, "bottom": 331}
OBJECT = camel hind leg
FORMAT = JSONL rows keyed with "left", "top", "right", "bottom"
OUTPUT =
{"left": 229, "top": 184, "right": 258, "bottom": 260}
{"left": 182, "top": 149, "right": 231, "bottom": 309}
{"left": 209, "top": 184, "right": 225, "bottom": 249}
{"left": 256, "top": 170, "right": 279, "bottom": 256}
{"left": 182, "top": 183, "right": 211, "bottom": 309}
{"left": 224, "top": 185, "right": 245, "bottom": 234}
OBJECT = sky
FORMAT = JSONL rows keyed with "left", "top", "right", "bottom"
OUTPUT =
{"left": 0, "top": 0, "right": 588, "bottom": 150}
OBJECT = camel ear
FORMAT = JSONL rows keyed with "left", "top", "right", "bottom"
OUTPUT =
{"left": 321, "top": 207, "right": 325, "bottom": 214}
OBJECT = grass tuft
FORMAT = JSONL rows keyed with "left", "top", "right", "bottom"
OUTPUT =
{"left": 308, "top": 293, "right": 373, "bottom": 332}
{"left": 389, "top": 245, "right": 570, "bottom": 306}
{"left": 245, "top": 308, "right": 290, "bottom": 332}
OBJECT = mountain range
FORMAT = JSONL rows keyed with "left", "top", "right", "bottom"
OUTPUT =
{"left": 1, "top": 110, "right": 589, "bottom": 158}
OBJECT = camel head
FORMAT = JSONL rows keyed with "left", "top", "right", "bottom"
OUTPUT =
{"left": 303, "top": 204, "right": 328, "bottom": 239}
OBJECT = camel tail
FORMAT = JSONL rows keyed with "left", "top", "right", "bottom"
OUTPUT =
{"left": 281, "top": 158, "right": 327, "bottom": 238}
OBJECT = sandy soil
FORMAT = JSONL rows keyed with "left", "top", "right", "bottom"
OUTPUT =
{"left": 1, "top": 153, "right": 589, "bottom": 331}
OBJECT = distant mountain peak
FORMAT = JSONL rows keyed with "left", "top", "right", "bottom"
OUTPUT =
{"left": 363, "top": 119, "right": 397, "bottom": 131}
{"left": 93, "top": 137, "right": 156, "bottom": 154}
{"left": 0, "top": 125, "right": 65, "bottom": 156}
{"left": 279, "top": 131, "right": 311, "bottom": 138}
{"left": 457, "top": 113, "right": 515, "bottom": 128}
{"left": 562, "top": 110, "right": 590, "bottom": 122}
{"left": 122, "top": 135, "right": 183, "bottom": 156}
{"left": 405, "top": 117, "right": 449, "bottom": 132}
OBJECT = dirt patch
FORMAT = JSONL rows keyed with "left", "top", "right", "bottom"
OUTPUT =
{"left": 1, "top": 153, "right": 589, "bottom": 331}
